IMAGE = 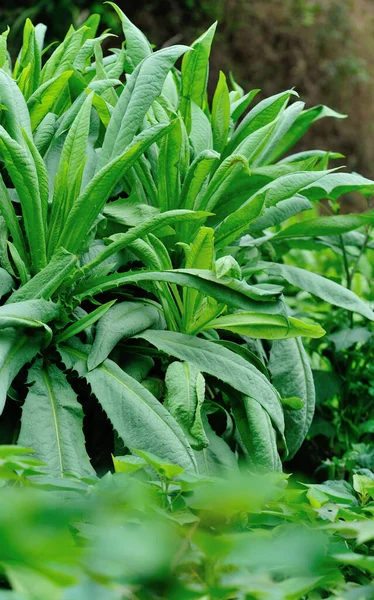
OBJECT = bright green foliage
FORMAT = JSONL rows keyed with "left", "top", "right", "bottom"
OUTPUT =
{"left": 0, "top": 4, "right": 373, "bottom": 485}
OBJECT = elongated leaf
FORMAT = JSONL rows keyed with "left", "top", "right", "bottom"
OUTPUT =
{"left": 224, "top": 90, "right": 295, "bottom": 157}
{"left": 0, "top": 69, "right": 32, "bottom": 143}
{"left": 302, "top": 172, "right": 374, "bottom": 201}
{"left": 212, "top": 71, "right": 230, "bottom": 153}
{"left": 28, "top": 71, "right": 73, "bottom": 131}
{"left": 100, "top": 45, "right": 189, "bottom": 166}
{"left": 274, "top": 213, "right": 374, "bottom": 240}
{"left": 268, "top": 104, "right": 346, "bottom": 163}
{"left": 263, "top": 262, "right": 374, "bottom": 320}
{"left": 0, "top": 299, "right": 59, "bottom": 330}
{"left": 157, "top": 118, "right": 183, "bottom": 211}
{"left": 13, "top": 19, "right": 41, "bottom": 100}
{"left": 54, "top": 300, "right": 116, "bottom": 344}
{"left": 180, "top": 22, "right": 216, "bottom": 129}
{"left": 206, "top": 312, "right": 325, "bottom": 339}
{"left": 88, "top": 301, "right": 163, "bottom": 370}
{"left": 165, "top": 362, "right": 208, "bottom": 450}
{"left": 18, "top": 361, "right": 94, "bottom": 478}
{"left": 74, "top": 269, "right": 283, "bottom": 315}
{"left": 180, "top": 149, "right": 219, "bottom": 210}
{"left": 0, "top": 176, "right": 28, "bottom": 266}
{"left": 268, "top": 338, "right": 315, "bottom": 459}
{"left": 0, "top": 126, "right": 47, "bottom": 272}
{"left": 8, "top": 248, "right": 77, "bottom": 303}
{"left": 137, "top": 330, "right": 285, "bottom": 436}
{"left": 0, "top": 329, "right": 41, "bottom": 414}
{"left": 249, "top": 195, "right": 312, "bottom": 234}
{"left": 107, "top": 2, "right": 152, "bottom": 68}
{"left": 59, "top": 339, "right": 197, "bottom": 472}
{"left": 48, "top": 94, "right": 93, "bottom": 257}
{"left": 195, "top": 154, "right": 250, "bottom": 212}
{"left": 58, "top": 123, "right": 173, "bottom": 253}
{"left": 233, "top": 396, "right": 282, "bottom": 472}
{"left": 214, "top": 192, "right": 266, "bottom": 249}
{"left": 41, "top": 27, "right": 85, "bottom": 84}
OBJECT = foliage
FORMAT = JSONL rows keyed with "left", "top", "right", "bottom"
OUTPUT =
{"left": 0, "top": 4, "right": 373, "bottom": 482}
{"left": 280, "top": 203, "right": 374, "bottom": 477}
{"left": 0, "top": 445, "right": 373, "bottom": 599}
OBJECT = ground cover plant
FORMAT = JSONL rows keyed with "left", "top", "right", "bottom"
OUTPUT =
{"left": 0, "top": 5, "right": 373, "bottom": 598}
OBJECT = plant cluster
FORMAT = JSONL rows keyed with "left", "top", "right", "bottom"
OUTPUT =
{"left": 0, "top": 445, "right": 373, "bottom": 599}
{"left": 0, "top": 5, "right": 373, "bottom": 597}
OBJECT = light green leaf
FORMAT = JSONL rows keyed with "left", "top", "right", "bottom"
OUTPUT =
{"left": 180, "top": 22, "right": 217, "bottom": 129}
{"left": 28, "top": 71, "right": 73, "bottom": 131}
{"left": 106, "top": 2, "right": 152, "bottom": 68}
{"left": 18, "top": 361, "right": 94, "bottom": 478}
{"left": 165, "top": 362, "right": 208, "bottom": 450}
{"left": 54, "top": 300, "right": 116, "bottom": 344}
{"left": 263, "top": 262, "right": 374, "bottom": 320}
{"left": 212, "top": 71, "right": 230, "bottom": 153}
{"left": 0, "top": 69, "right": 32, "bottom": 142}
{"left": 0, "top": 268, "right": 13, "bottom": 300}
{"left": 274, "top": 212, "right": 374, "bottom": 240}
{"left": 206, "top": 312, "right": 325, "bottom": 339}
{"left": 59, "top": 339, "right": 197, "bottom": 472}
{"left": 157, "top": 118, "right": 183, "bottom": 211}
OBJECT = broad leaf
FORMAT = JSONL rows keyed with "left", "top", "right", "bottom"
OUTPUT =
{"left": 59, "top": 339, "right": 197, "bottom": 472}
{"left": 137, "top": 330, "right": 285, "bottom": 436}
{"left": 268, "top": 338, "right": 316, "bottom": 459}
{"left": 18, "top": 361, "right": 94, "bottom": 478}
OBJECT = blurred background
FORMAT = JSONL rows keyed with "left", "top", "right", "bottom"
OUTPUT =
{"left": 2, "top": 0, "right": 374, "bottom": 210}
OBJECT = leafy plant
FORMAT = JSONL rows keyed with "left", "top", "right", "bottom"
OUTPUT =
{"left": 0, "top": 4, "right": 373, "bottom": 480}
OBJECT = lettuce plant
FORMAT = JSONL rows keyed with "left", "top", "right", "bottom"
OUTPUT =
{"left": 0, "top": 5, "right": 373, "bottom": 477}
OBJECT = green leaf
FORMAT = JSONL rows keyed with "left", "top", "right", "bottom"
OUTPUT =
{"left": 100, "top": 45, "right": 190, "bottom": 166}
{"left": 137, "top": 330, "right": 285, "bottom": 436}
{"left": 0, "top": 299, "right": 60, "bottom": 330}
{"left": 74, "top": 269, "right": 283, "bottom": 315}
{"left": 165, "top": 362, "right": 208, "bottom": 450}
{"left": 268, "top": 104, "right": 346, "bottom": 163}
{"left": 230, "top": 89, "right": 260, "bottom": 122}
{"left": 133, "top": 448, "right": 184, "bottom": 479}
{"left": 0, "top": 126, "right": 47, "bottom": 272}
{"left": 263, "top": 262, "right": 374, "bottom": 320}
{"left": 205, "top": 312, "right": 325, "bottom": 339}
{"left": 0, "top": 268, "right": 13, "bottom": 299}
{"left": 224, "top": 90, "right": 296, "bottom": 157}
{"left": 0, "top": 176, "right": 28, "bottom": 266}
{"left": 232, "top": 395, "right": 282, "bottom": 472}
{"left": 58, "top": 122, "right": 173, "bottom": 253}
{"left": 268, "top": 338, "right": 315, "bottom": 459}
{"left": 59, "top": 339, "right": 197, "bottom": 472}
{"left": 195, "top": 154, "right": 250, "bottom": 212}
{"left": 0, "top": 329, "right": 41, "bottom": 414}
{"left": 157, "top": 118, "right": 183, "bottom": 211}
{"left": 212, "top": 71, "right": 230, "bottom": 153}
{"left": 54, "top": 300, "right": 116, "bottom": 344}
{"left": 28, "top": 71, "right": 73, "bottom": 131}
{"left": 274, "top": 213, "right": 374, "bottom": 240}
{"left": 88, "top": 301, "right": 163, "bottom": 370}
{"left": 8, "top": 248, "right": 77, "bottom": 303}
{"left": 106, "top": 1, "right": 152, "bottom": 69}
{"left": 194, "top": 415, "right": 239, "bottom": 476}
{"left": 179, "top": 149, "right": 219, "bottom": 210}
{"left": 18, "top": 361, "right": 94, "bottom": 478}
{"left": 214, "top": 192, "right": 266, "bottom": 249}
{"left": 48, "top": 93, "right": 93, "bottom": 257}
{"left": 41, "top": 27, "right": 86, "bottom": 84}
{"left": 13, "top": 19, "right": 41, "bottom": 100}
{"left": 112, "top": 454, "right": 146, "bottom": 473}
{"left": 301, "top": 172, "right": 374, "bottom": 201}
{"left": 180, "top": 22, "right": 217, "bottom": 130}
{"left": 249, "top": 195, "right": 312, "bottom": 234}
{"left": 0, "top": 69, "right": 32, "bottom": 143}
